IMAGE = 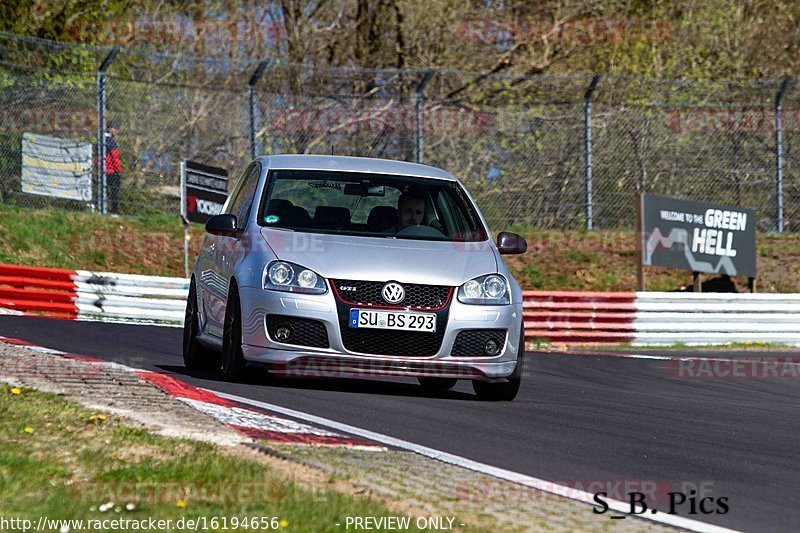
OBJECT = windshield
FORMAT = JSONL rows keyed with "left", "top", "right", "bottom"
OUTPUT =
{"left": 258, "top": 170, "right": 488, "bottom": 242}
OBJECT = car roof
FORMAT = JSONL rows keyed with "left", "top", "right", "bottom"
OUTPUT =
{"left": 256, "top": 154, "right": 456, "bottom": 181}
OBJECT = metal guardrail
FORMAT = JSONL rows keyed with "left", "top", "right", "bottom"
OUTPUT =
{"left": 3, "top": 265, "right": 798, "bottom": 346}
{"left": 634, "top": 292, "right": 800, "bottom": 345}
{"left": 524, "top": 290, "right": 800, "bottom": 346}
{"left": 0, "top": 264, "right": 188, "bottom": 326}
{"left": 523, "top": 291, "right": 637, "bottom": 345}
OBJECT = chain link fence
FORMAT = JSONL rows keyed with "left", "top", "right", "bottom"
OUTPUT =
{"left": 1, "top": 31, "right": 800, "bottom": 231}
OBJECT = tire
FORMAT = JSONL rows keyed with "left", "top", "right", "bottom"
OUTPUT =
{"left": 183, "top": 279, "right": 218, "bottom": 370}
{"left": 418, "top": 377, "right": 458, "bottom": 391}
{"left": 220, "top": 282, "right": 247, "bottom": 380}
{"left": 472, "top": 329, "right": 525, "bottom": 402}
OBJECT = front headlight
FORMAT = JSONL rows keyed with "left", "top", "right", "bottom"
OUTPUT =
{"left": 457, "top": 274, "right": 510, "bottom": 305}
{"left": 263, "top": 261, "right": 327, "bottom": 294}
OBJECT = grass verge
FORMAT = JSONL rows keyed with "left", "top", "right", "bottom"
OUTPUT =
{"left": 0, "top": 205, "right": 204, "bottom": 277}
{"left": 3, "top": 204, "right": 800, "bottom": 292}
{"left": 0, "top": 385, "right": 434, "bottom": 532}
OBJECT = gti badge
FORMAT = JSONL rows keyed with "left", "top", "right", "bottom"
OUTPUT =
{"left": 381, "top": 282, "right": 405, "bottom": 304}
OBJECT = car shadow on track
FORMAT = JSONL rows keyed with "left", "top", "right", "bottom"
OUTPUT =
{"left": 157, "top": 364, "right": 479, "bottom": 401}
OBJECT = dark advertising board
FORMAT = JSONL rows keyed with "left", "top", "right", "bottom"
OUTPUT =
{"left": 640, "top": 194, "right": 756, "bottom": 277}
{"left": 181, "top": 160, "right": 228, "bottom": 224}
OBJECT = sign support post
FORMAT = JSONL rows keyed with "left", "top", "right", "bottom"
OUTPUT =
{"left": 636, "top": 193, "right": 645, "bottom": 291}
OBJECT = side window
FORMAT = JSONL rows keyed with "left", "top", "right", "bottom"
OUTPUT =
{"left": 225, "top": 164, "right": 261, "bottom": 227}
{"left": 223, "top": 165, "right": 252, "bottom": 215}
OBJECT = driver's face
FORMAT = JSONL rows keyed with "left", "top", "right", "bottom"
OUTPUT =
{"left": 399, "top": 197, "right": 424, "bottom": 228}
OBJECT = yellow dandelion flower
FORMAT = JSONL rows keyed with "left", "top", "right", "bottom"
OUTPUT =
{"left": 24, "top": 427, "right": 33, "bottom": 433}
{"left": 280, "top": 519, "right": 288, "bottom": 528}
{"left": 176, "top": 500, "right": 186, "bottom": 508}
{"left": 10, "top": 388, "right": 21, "bottom": 395}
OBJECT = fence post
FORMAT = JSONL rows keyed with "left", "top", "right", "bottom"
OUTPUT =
{"left": 775, "top": 77, "right": 791, "bottom": 233}
{"left": 415, "top": 69, "right": 436, "bottom": 164}
{"left": 248, "top": 60, "right": 270, "bottom": 160}
{"left": 583, "top": 74, "right": 601, "bottom": 230}
{"left": 96, "top": 46, "right": 120, "bottom": 215}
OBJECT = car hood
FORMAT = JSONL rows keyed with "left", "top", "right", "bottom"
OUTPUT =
{"left": 260, "top": 228, "right": 498, "bottom": 286}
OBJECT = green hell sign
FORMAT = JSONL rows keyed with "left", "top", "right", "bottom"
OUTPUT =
{"left": 640, "top": 194, "right": 756, "bottom": 278}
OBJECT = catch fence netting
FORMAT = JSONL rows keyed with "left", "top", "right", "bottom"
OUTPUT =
{"left": 2, "top": 31, "right": 800, "bottom": 231}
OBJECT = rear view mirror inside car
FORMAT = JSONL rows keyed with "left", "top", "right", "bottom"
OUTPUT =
{"left": 344, "top": 184, "right": 385, "bottom": 197}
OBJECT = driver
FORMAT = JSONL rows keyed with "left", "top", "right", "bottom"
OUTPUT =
{"left": 397, "top": 189, "right": 425, "bottom": 229}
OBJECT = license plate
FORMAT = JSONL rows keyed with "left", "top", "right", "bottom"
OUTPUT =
{"left": 349, "top": 309, "right": 436, "bottom": 333}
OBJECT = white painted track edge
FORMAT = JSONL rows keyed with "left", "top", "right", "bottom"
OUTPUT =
{"left": 210, "top": 390, "right": 741, "bottom": 533}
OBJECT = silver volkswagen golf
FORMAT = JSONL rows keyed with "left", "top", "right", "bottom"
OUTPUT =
{"left": 183, "top": 155, "right": 528, "bottom": 401}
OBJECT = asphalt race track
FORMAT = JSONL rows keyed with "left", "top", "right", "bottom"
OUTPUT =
{"left": 1, "top": 315, "right": 798, "bottom": 532}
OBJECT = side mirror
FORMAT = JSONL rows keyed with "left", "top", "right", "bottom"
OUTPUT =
{"left": 496, "top": 231, "right": 527, "bottom": 255}
{"left": 205, "top": 214, "right": 241, "bottom": 237}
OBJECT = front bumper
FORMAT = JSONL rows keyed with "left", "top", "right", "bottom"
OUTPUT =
{"left": 237, "top": 286, "right": 522, "bottom": 381}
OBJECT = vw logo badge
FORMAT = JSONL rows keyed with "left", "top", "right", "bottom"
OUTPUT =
{"left": 381, "top": 282, "right": 405, "bottom": 304}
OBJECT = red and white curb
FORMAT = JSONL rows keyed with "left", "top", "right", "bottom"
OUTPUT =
{"left": 137, "top": 372, "right": 383, "bottom": 449}
{"left": 0, "top": 335, "right": 383, "bottom": 450}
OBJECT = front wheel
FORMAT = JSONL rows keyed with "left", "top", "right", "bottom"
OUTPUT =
{"left": 220, "top": 283, "right": 246, "bottom": 380}
{"left": 183, "top": 280, "right": 218, "bottom": 370}
{"left": 472, "top": 330, "right": 525, "bottom": 401}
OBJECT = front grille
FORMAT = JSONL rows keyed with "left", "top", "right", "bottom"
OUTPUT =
{"left": 340, "top": 327, "right": 445, "bottom": 357}
{"left": 267, "top": 315, "right": 329, "bottom": 348}
{"left": 451, "top": 329, "right": 507, "bottom": 357}
{"left": 332, "top": 279, "right": 452, "bottom": 356}
{"left": 332, "top": 279, "right": 452, "bottom": 310}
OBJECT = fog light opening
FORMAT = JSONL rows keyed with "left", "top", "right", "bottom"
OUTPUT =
{"left": 275, "top": 326, "right": 293, "bottom": 342}
{"left": 484, "top": 339, "right": 500, "bottom": 356}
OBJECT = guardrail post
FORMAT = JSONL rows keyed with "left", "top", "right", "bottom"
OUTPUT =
{"left": 96, "top": 46, "right": 120, "bottom": 215}
{"left": 248, "top": 60, "right": 270, "bottom": 159}
{"left": 583, "top": 74, "right": 601, "bottom": 230}
{"left": 415, "top": 69, "right": 436, "bottom": 164}
{"left": 775, "top": 77, "right": 791, "bottom": 233}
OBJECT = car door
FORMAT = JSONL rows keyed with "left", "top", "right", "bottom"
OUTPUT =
{"left": 203, "top": 162, "right": 261, "bottom": 337}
